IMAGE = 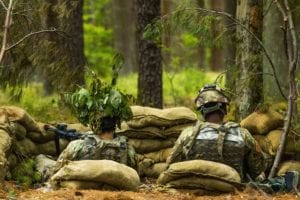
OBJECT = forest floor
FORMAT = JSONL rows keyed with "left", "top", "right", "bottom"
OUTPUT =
{"left": 1, "top": 182, "right": 300, "bottom": 200}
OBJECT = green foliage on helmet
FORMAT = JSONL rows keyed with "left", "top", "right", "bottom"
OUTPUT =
{"left": 63, "top": 54, "right": 133, "bottom": 132}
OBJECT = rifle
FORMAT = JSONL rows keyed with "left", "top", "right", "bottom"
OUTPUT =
{"left": 44, "top": 123, "right": 83, "bottom": 156}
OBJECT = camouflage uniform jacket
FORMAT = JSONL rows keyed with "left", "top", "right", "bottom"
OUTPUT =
{"left": 53, "top": 135, "right": 138, "bottom": 173}
{"left": 168, "top": 121, "right": 266, "bottom": 181}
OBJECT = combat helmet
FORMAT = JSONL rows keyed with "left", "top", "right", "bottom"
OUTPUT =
{"left": 195, "top": 84, "right": 229, "bottom": 117}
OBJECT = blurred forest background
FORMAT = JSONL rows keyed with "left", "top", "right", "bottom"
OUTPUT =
{"left": 0, "top": 0, "right": 299, "bottom": 123}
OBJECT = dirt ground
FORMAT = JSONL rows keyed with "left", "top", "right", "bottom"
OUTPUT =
{"left": 1, "top": 182, "right": 300, "bottom": 200}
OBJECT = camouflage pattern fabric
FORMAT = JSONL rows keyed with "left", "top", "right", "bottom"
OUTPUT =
{"left": 54, "top": 135, "right": 138, "bottom": 171}
{"left": 168, "top": 121, "right": 266, "bottom": 181}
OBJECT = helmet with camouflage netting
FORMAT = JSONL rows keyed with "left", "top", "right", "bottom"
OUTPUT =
{"left": 195, "top": 84, "right": 229, "bottom": 117}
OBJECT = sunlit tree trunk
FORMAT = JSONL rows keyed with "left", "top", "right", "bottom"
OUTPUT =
{"left": 137, "top": 0, "right": 163, "bottom": 108}
{"left": 235, "top": 0, "right": 263, "bottom": 120}
{"left": 112, "top": 0, "right": 137, "bottom": 74}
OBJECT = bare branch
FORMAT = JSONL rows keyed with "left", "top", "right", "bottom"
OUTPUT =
{"left": 0, "top": 0, "right": 7, "bottom": 10}
{"left": 187, "top": 7, "right": 287, "bottom": 100}
{"left": 5, "top": 29, "right": 60, "bottom": 51}
{"left": 268, "top": 0, "right": 298, "bottom": 179}
{"left": 0, "top": 0, "right": 13, "bottom": 64}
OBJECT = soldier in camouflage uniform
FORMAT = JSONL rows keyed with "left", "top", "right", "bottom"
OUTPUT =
{"left": 51, "top": 117, "right": 138, "bottom": 175}
{"left": 168, "top": 84, "right": 266, "bottom": 181}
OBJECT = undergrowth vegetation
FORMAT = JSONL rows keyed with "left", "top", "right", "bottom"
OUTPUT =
{"left": 0, "top": 68, "right": 219, "bottom": 122}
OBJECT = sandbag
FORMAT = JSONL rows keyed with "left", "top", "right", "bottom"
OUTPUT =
{"left": 10, "top": 122, "right": 27, "bottom": 140}
{"left": 0, "top": 108, "right": 9, "bottom": 124}
{"left": 240, "top": 109, "right": 284, "bottom": 135}
{"left": 139, "top": 161, "right": 168, "bottom": 178}
{"left": 50, "top": 160, "right": 140, "bottom": 191}
{"left": 35, "top": 154, "right": 56, "bottom": 181}
{"left": 127, "top": 106, "right": 197, "bottom": 128}
{"left": 128, "top": 138, "right": 176, "bottom": 154}
{"left": 141, "top": 148, "right": 173, "bottom": 163}
{"left": 0, "top": 129, "right": 12, "bottom": 181}
{"left": 0, "top": 129, "right": 12, "bottom": 157}
{"left": 37, "top": 139, "right": 69, "bottom": 156}
{"left": 27, "top": 122, "right": 55, "bottom": 143}
{"left": 253, "top": 135, "right": 271, "bottom": 155}
{"left": 158, "top": 160, "right": 241, "bottom": 185}
{"left": 7, "top": 153, "right": 18, "bottom": 170}
{"left": 116, "top": 123, "right": 165, "bottom": 139}
{"left": 0, "top": 106, "right": 40, "bottom": 132}
{"left": 277, "top": 161, "right": 300, "bottom": 176}
{"left": 15, "top": 138, "right": 38, "bottom": 156}
{"left": 59, "top": 181, "right": 118, "bottom": 190}
{"left": 163, "top": 123, "right": 194, "bottom": 137}
{"left": 163, "top": 188, "right": 211, "bottom": 195}
{"left": 265, "top": 129, "right": 299, "bottom": 156}
{"left": 166, "top": 176, "right": 237, "bottom": 192}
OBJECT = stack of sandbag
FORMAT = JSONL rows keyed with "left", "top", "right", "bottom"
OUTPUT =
{"left": 277, "top": 160, "right": 300, "bottom": 176}
{"left": 116, "top": 106, "right": 197, "bottom": 178}
{"left": 0, "top": 106, "right": 90, "bottom": 181}
{"left": 157, "top": 160, "right": 242, "bottom": 195}
{"left": 241, "top": 109, "right": 300, "bottom": 156}
{"left": 50, "top": 160, "right": 140, "bottom": 191}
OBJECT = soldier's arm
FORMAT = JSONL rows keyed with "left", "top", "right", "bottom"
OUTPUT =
{"left": 48, "top": 140, "right": 84, "bottom": 178}
{"left": 57, "top": 140, "right": 84, "bottom": 161}
{"left": 242, "top": 128, "right": 267, "bottom": 179}
{"left": 127, "top": 144, "right": 138, "bottom": 170}
{"left": 167, "top": 127, "right": 193, "bottom": 164}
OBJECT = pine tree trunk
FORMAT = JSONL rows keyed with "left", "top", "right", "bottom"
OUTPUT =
{"left": 197, "top": 0, "right": 205, "bottom": 69}
{"left": 235, "top": 0, "right": 263, "bottom": 120}
{"left": 209, "top": 0, "right": 225, "bottom": 71}
{"left": 137, "top": 0, "right": 163, "bottom": 108}
{"left": 63, "top": 0, "right": 85, "bottom": 88}
{"left": 224, "top": 0, "right": 237, "bottom": 91}
{"left": 263, "top": 1, "right": 288, "bottom": 102}
{"left": 112, "top": 0, "right": 137, "bottom": 74}
{"left": 162, "top": 0, "right": 172, "bottom": 71}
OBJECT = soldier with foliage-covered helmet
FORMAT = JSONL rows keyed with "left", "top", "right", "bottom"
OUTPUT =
{"left": 47, "top": 76, "right": 138, "bottom": 180}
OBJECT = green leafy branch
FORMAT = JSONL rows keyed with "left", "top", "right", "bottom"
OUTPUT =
{"left": 64, "top": 55, "right": 133, "bottom": 132}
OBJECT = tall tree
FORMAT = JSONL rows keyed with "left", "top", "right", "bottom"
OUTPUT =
{"left": 209, "top": 0, "right": 225, "bottom": 71}
{"left": 224, "top": 0, "right": 237, "bottom": 91}
{"left": 137, "top": 0, "right": 163, "bottom": 108}
{"left": 112, "top": 0, "right": 137, "bottom": 74}
{"left": 263, "top": 1, "right": 288, "bottom": 102}
{"left": 196, "top": 0, "right": 205, "bottom": 69}
{"left": 161, "top": 0, "right": 172, "bottom": 70}
{"left": 235, "top": 0, "right": 263, "bottom": 120}
{"left": 33, "top": 0, "right": 85, "bottom": 93}
{"left": 0, "top": 0, "right": 85, "bottom": 94}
